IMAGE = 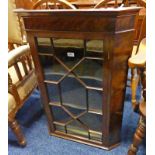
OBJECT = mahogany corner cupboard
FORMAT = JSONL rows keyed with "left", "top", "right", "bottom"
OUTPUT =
{"left": 16, "top": 8, "right": 141, "bottom": 150}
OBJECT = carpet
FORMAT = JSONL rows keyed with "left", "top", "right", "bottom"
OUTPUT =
{"left": 8, "top": 83, "right": 146, "bottom": 155}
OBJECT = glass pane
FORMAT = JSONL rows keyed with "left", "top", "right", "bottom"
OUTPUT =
{"left": 37, "top": 37, "right": 51, "bottom": 46}
{"left": 46, "top": 83, "right": 60, "bottom": 103}
{"left": 53, "top": 38, "right": 84, "bottom": 69}
{"left": 86, "top": 40, "right": 103, "bottom": 56}
{"left": 51, "top": 106, "right": 71, "bottom": 124}
{"left": 53, "top": 39, "right": 84, "bottom": 49}
{"left": 74, "top": 59, "right": 102, "bottom": 88}
{"left": 88, "top": 90, "right": 103, "bottom": 115}
{"left": 39, "top": 55, "right": 68, "bottom": 82}
{"left": 80, "top": 113, "right": 102, "bottom": 132}
{"left": 36, "top": 37, "right": 53, "bottom": 53}
{"left": 55, "top": 124, "right": 65, "bottom": 133}
{"left": 90, "top": 131, "right": 102, "bottom": 142}
{"left": 60, "top": 75, "right": 86, "bottom": 110}
{"left": 66, "top": 120, "right": 88, "bottom": 138}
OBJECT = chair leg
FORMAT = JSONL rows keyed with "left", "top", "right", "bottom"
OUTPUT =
{"left": 128, "top": 116, "right": 146, "bottom": 155}
{"left": 9, "top": 119, "right": 26, "bottom": 146}
{"left": 131, "top": 68, "right": 140, "bottom": 113}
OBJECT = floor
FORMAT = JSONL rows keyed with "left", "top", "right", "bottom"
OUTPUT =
{"left": 8, "top": 86, "right": 146, "bottom": 155}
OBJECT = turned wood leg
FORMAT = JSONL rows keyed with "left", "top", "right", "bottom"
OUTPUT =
{"left": 9, "top": 119, "right": 26, "bottom": 146}
{"left": 131, "top": 68, "right": 140, "bottom": 113}
{"left": 128, "top": 116, "right": 146, "bottom": 155}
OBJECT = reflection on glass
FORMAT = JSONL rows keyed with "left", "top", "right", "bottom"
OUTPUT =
{"left": 55, "top": 124, "right": 65, "bottom": 133}
{"left": 88, "top": 90, "right": 103, "bottom": 114}
{"left": 46, "top": 83, "right": 60, "bottom": 103}
{"left": 90, "top": 131, "right": 102, "bottom": 142}
{"left": 67, "top": 121, "right": 89, "bottom": 138}
{"left": 79, "top": 113, "right": 102, "bottom": 132}
{"left": 60, "top": 75, "right": 86, "bottom": 110}
{"left": 53, "top": 38, "right": 84, "bottom": 69}
{"left": 53, "top": 39, "right": 84, "bottom": 49}
{"left": 37, "top": 37, "right": 53, "bottom": 53}
{"left": 74, "top": 59, "right": 102, "bottom": 88}
{"left": 86, "top": 40, "right": 103, "bottom": 53}
{"left": 52, "top": 106, "right": 71, "bottom": 123}
{"left": 37, "top": 37, "right": 51, "bottom": 46}
{"left": 39, "top": 55, "right": 68, "bottom": 82}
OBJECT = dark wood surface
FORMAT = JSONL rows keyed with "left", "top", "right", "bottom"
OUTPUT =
{"left": 16, "top": 8, "right": 141, "bottom": 150}
{"left": 15, "top": 0, "right": 145, "bottom": 45}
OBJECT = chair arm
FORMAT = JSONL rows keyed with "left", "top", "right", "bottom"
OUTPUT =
{"left": 8, "top": 74, "right": 21, "bottom": 106}
{"left": 8, "top": 45, "right": 30, "bottom": 105}
{"left": 8, "top": 44, "right": 30, "bottom": 67}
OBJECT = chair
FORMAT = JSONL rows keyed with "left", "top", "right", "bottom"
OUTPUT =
{"left": 8, "top": 45, "right": 37, "bottom": 146}
{"left": 127, "top": 2, "right": 146, "bottom": 151}
{"left": 129, "top": 15, "right": 145, "bottom": 100}
{"left": 129, "top": 37, "right": 146, "bottom": 111}
{"left": 8, "top": 0, "right": 38, "bottom": 146}
{"left": 128, "top": 0, "right": 146, "bottom": 155}
{"left": 124, "top": 1, "right": 146, "bottom": 154}
{"left": 127, "top": 54, "right": 146, "bottom": 154}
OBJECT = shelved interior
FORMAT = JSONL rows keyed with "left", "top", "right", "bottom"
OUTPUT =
{"left": 36, "top": 37, "right": 104, "bottom": 142}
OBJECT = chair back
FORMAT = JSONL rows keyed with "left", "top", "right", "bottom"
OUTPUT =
{"left": 122, "top": 0, "right": 146, "bottom": 46}
{"left": 123, "top": 0, "right": 146, "bottom": 7}
{"left": 8, "top": 0, "right": 23, "bottom": 45}
{"left": 94, "top": 0, "right": 123, "bottom": 8}
{"left": 32, "top": 0, "right": 76, "bottom": 9}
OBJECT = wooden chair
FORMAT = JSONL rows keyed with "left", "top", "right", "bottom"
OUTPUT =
{"left": 8, "top": 0, "right": 38, "bottom": 146}
{"left": 127, "top": 1, "right": 146, "bottom": 151}
{"left": 129, "top": 37, "right": 146, "bottom": 112}
{"left": 32, "top": 0, "right": 76, "bottom": 9}
{"left": 8, "top": 45, "right": 37, "bottom": 146}
{"left": 127, "top": 59, "right": 146, "bottom": 155}
{"left": 122, "top": 0, "right": 146, "bottom": 88}
{"left": 129, "top": 15, "right": 145, "bottom": 97}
